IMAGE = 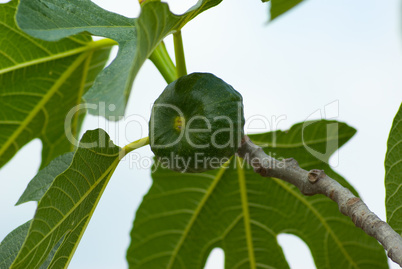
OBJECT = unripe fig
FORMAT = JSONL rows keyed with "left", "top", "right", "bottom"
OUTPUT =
{"left": 149, "top": 72, "right": 245, "bottom": 172}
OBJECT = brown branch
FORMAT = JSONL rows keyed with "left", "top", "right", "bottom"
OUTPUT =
{"left": 237, "top": 136, "right": 402, "bottom": 266}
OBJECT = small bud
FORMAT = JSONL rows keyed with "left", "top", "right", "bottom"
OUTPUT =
{"left": 308, "top": 169, "right": 326, "bottom": 183}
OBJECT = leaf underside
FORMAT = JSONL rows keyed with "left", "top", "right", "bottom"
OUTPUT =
{"left": 385, "top": 103, "right": 402, "bottom": 232}
{"left": 0, "top": 0, "right": 112, "bottom": 169}
{"left": 16, "top": 0, "right": 223, "bottom": 119}
{"left": 10, "top": 129, "right": 121, "bottom": 269}
{"left": 127, "top": 120, "right": 387, "bottom": 268}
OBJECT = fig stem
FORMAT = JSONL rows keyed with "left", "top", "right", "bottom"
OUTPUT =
{"left": 122, "top": 137, "right": 149, "bottom": 155}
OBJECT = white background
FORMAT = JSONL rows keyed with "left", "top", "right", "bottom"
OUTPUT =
{"left": 0, "top": 0, "right": 401, "bottom": 268}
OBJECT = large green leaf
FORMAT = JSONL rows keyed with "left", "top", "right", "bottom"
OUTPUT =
{"left": 10, "top": 129, "right": 122, "bottom": 269}
{"left": 127, "top": 120, "right": 388, "bottom": 268}
{"left": 385, "top": 103, "right": 402, "bottom": 232}
{"left": 262, "top": 0, "right": 305, "bottom": 21}
{"left": 16, "top": 0, "right": 222, "bottom": 118}
{"left": 0, "top": 0, "right": 113, "bottom": 169}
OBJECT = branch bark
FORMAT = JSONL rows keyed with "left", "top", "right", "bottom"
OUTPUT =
{"left": 237, "top": 136, "right": 402, "bottom": 267}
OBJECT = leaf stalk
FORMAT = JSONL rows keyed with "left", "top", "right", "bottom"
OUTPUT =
{"left": 149, "top": 41, "right": 177, "bottom": 84}
{"left": 173, "top": 30, "right": 187, "bottom": 78}
{"left": 123, "top": 136, "right": 150, "bottom": 155}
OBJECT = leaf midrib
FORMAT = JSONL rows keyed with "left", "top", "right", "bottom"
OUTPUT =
{"left": 272, "top": 178, "right": 359, "bottom": 268}
{"left": 0, "top": 52, "right": 87, "bottom": 159}
{"left": 165, "top": 160, "right": 231, "bottom": 269}
{"left": 0, "top": 38, "right": 116, "bottom": 75}
{"left": 251, "top": 133, "right": 352, "bottom": 149}
{"left": 0, "top": 19, "right": 51, "bottom": 55}
{"left": 0, "top": 38, "right": 115, "bottom": 160}
{"left": 237, "top": 157, "right": 256, "bottom": 269}
{"left": 58, "top": 158, "right": 120, "bottom": 268}
{"left": 11, "top": 151, "right": 120, "bottom": 268}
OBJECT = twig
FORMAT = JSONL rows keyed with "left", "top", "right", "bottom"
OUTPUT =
{"left": 237, "top": 136, "right": 402, "bottom": 267}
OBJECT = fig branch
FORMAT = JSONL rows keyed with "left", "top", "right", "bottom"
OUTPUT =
{"left": 236, "top": 136, "right": 402, "bottom": 267}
